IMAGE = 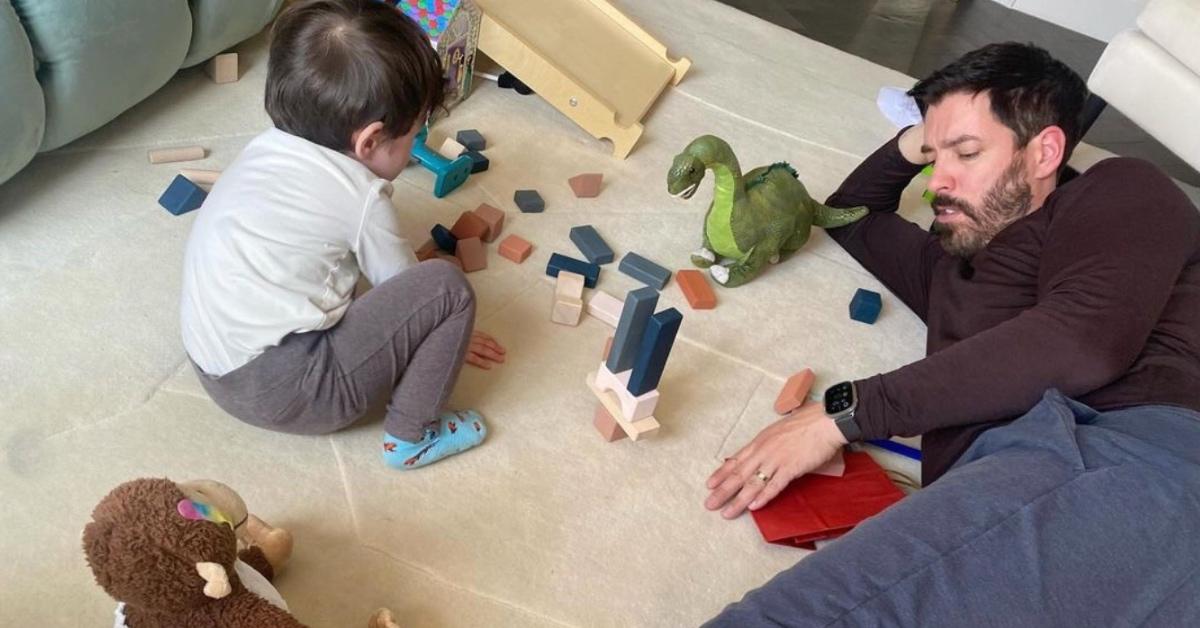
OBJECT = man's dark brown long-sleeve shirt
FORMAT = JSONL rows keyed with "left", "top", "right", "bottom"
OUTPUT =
{"left": 826, "top": 132, "right": 1200, "bottom": 483}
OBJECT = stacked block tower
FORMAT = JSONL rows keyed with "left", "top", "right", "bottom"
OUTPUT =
{"left": 587, "top": 287, "right": 683, "bottom": 442}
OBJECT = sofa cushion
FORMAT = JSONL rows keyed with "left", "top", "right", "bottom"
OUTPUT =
{"left": 1138, "top": 0, "right": 1200, "bottom": 76}
{"left": 1089, "top": 29, "right": 1200, "bottom": 172}
{"left": 182, "top": 0, "right": 284, "bottom": 68}
{"left": 12, "top": 0, "right": 192, "bottom": 150}
{"left": 0, "top": 0, "right": 44, "bottom": 184}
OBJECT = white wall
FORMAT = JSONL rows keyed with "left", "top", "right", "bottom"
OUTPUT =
{"left": 991, "top": 0, "right": 1150, "bottom": 42}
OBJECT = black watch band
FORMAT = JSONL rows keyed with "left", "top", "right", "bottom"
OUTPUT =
{"left": 824, "top": 381, "right": 863, "bottom": 442}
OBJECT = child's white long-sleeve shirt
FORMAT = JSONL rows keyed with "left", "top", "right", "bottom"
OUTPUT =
{"left": 181, "top": 128, "right": 417, "bottom": 376}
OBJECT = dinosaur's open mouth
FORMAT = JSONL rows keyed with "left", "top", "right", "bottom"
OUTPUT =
{"left": 672, "top": 182, "right": 700, "bottom": 200}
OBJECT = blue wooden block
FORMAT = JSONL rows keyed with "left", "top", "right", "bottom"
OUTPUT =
{"left": 627, "top": 307, "right": 683, "bottom": 396}
{"left": 606, "top": 287, "right": 659, "bottom": 374}
{"left": 462, "top": 150, "right": 489, "bottom": 174}
{"left": 569, "top": 225, "right": 614, "bottom": 265}
{"left": 849, "top": 288, "right": 882, "bottom": 324}
{"left": 456, "top": 129, "right": 486, "bottom": 152}
{"left": 158, "top": 174, "right": 207, "bottom": 216}
{"left": 618, "top": 252, "right": 671, "bottom": 289}
{"left": 546, "top": 253, "right": 600, "bottom": 288}
{"left": 514, "top": 189, "right": 544, "bottom": 213}
{"left": 431, "top": 224, "right": 458, "bottom": 253}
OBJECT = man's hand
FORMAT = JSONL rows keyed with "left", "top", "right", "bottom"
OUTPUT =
{"left": 465, "top": 330, "right": 506, "bottom": 369}
{"left": 705, "top": 402, "right": 848, "bottom": 519}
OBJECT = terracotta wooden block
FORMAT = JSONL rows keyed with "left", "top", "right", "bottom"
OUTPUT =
{"left": 593, "top": 404, "right": 628, "bottom": 442}
{"left": 205, "top": 53, "right": 239, "bottom": 84}
{"left": 676, "top": 269, "right": 716, "bottom": 310}
{"left": 416, "top": 239, "right": 438, "bottom": 262}
{"left": 602, "top": 336, "right": 614, "bottom": 360}
{"left": 471, "top": 203, "right": 505, "bottom": 242}
{"left": 435, "top": 252, "right": 463, "bottom": 270}
{"left": 451, "top": 211, "right": 489, "bottom": 240}
{"left": 148, "top": 146, "right": 205, "bottom": 164}
{"left": 568, "top": 172, "right": 603, "bottom": 198}
{"left": 498, "top": 234, "right": 533, "bottom": 263}
{"left": 774, "top": 368, "right": 815, "bottom": 415}
{"left": 455, "top": 237, "right": 487, "bottom": 272}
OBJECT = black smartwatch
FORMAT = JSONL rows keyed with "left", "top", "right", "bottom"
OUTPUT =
{"left": 823, "top": 381, "right": 863, "bottom": 443}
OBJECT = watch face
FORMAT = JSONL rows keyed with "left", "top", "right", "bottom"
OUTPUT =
{"left": 824, "top": 381, "right": 854, "bottom": 415}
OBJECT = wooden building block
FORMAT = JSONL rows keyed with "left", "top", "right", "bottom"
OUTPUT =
{"left": 569, "top": 224, "right": 614, "bottom": 264}
{"left": 416, "top": 239, "right": 439, "bottom": 262}
{"left": 627, "top": 308, "right": 683, "bottom": 396}
{"left": 462, "top": 150, "right": 489, "bottom": 173}
{"left": 471, "top": 203, "right": 505, "bottom": 242}
{"left": 179, "top": 169, "right": 220, "bottom": 186}
{"left": 514, "top": 189, "right": 545, "bottom": 213}
{"left": 676, "top": 269, "right": 716, "bottom": 310}
{"left": 205, "top": 53, "right": 239, "bottom": 84}
{"left": 451, "top": 211, "right": 489, "bottom": 240}
{"left": 437, "top": 136, "right": 468, "bottom": 160}
{"left": 568, "top": 173, "right": 603, "bottom": 198}
{"left": 158, "top": 175, "right": 207, "bottom": 216}
{"left": 456, "top": 129, "right": 486, "bottom": 151}
{"left": 593, "top": 404, "right": 628, "bottom": 442}
{"left": 551, "top": 271, "right": 585, "bottom": 326}
{"left": 435, "top": 252, "right": 463, "bottom": 270}
{"left": 619, "top": 252, "right": 671, "bottom": 289}
{"left": 148, "top": 146, "right": 205, "bottom": 164}
{"left": 431, "top": 224, "right": 458, "bottom": 253}
{"left": 849, "top": 288, "right": 882, "bottom": 324}
{"left": 455, "top": 237, "right": 487, "bottom": 272}
{"left": 587, "top": 368, "right": 660, "bottom": 440}
{"left": 774, "top": 368, "right": 815, "bottom": 415}
{"left": 602, "top": 336, "right": 614, "bottom": 360}
{"left": 585, "top": 291, "right": 623, "bottom": 327}
{"left": 606, "top": 286, "right": 658, "bottom": 373}
{"left": 546, "top": 253, "right": 600, "bottom": 288}
{"left": 499, "top": 234, "right": 533, "bottom": 263}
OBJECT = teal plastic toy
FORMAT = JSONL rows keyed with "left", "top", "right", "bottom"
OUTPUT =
{"left": 410, "top": 126, "right": 472, "bottom": 198}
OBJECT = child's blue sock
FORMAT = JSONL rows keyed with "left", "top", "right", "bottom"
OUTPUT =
{"left": 382, "top": 410, "right": 488, "bottom": 469}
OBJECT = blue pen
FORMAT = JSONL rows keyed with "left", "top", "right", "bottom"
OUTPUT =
{"left": 867, "top": 438, "right": 922, "bottom": 461}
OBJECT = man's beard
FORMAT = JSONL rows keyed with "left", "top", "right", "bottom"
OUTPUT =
{"left": 931, "top": 154, "right": 1034, "bottom": 258}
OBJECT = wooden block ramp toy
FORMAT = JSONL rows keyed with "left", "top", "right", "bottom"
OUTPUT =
{"left": 587, "top": 287, "right": 683, "bottom": 443}
{"left": 472, "top": 0, "right": 691, "bottom": 158}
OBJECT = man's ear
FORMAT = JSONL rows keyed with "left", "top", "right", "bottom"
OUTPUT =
{"left": 1030, "top": 125, "right": 1068, "bottom": 179}
{"left": 352, "top": 121, "right": 387, "bottom": 161}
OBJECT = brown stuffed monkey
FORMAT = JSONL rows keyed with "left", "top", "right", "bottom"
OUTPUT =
{"left": 82, "top": 477, "right": 401, "bottom": 628}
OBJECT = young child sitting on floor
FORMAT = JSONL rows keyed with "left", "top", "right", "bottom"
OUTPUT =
{"left": 180, "top": 0, "right": 505, "bottom": 469}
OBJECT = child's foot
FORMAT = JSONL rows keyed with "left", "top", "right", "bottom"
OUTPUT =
{"left": 382, "top": 410, "right": 487, "bottom": 469}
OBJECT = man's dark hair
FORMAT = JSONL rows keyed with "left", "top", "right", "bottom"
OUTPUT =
{"left": 909, "top": 42, "right": 1088, "bottom": 162}
{"left": 265, "top": 0, "right": 444, "bottom": 152}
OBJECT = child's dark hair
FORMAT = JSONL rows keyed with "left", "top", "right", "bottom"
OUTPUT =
{"left": 265, "top": 0, "right": 444, "bottom": 152}
{"left": 909, "top": 42, "right": 1088, "bottom": 163}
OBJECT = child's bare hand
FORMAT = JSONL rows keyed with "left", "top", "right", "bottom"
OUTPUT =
{"left": 466, "top": 331, "right": 506, "bottom": 369}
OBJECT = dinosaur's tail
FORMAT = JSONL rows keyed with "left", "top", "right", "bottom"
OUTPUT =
{"left": 812, "top": 203, "right": 869, "bottom": 228}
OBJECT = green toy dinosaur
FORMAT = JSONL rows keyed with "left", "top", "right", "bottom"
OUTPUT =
{"left": 667, "top": 135, "right": 868, "bottom": 287}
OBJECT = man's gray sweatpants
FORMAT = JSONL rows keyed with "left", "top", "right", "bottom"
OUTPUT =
{"left": 195, "top": 260, "right": 475, "bottom": 442}
{"left": 706, "top": 389, "right": 1200, "bottom": 627}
